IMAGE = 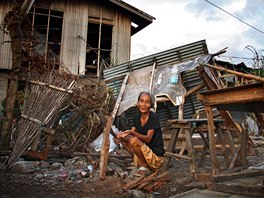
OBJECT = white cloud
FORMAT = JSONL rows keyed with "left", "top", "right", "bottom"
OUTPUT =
{"left": 125, "top": 0, "right": 264, "bottom": 65}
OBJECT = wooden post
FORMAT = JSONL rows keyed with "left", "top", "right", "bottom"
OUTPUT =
{"left": 99, "top": 115, "right": 112, "bottom": 180}
{"left": 239, "top": 128, "right": 248, "bottom": 166}
{"left": 184, "top": 127, "right": 196, "bottom": 178}
{"left": 161, "top": 128, "right": 180, "bottom": 172}
{"left": 205, "top": 105, "right": 220, "bottom": 175}
{"left": 216, "top": 124, "right": 229, "bottom": 168}
{"left": 178, "top": 104, "right": 184, "bottom": 120}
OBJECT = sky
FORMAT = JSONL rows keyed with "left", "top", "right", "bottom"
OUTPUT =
{"left": 124, "top": 0, "right": 264, "bottom": 66}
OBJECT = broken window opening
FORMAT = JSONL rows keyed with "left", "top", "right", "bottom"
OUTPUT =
{"left": 85, "top": 21, "right": 113, "bottom": 77}
{"left": 28, "top": 7, "right": 63, "bottom": 70}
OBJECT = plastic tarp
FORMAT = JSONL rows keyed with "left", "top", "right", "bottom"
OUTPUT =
{"left": 117, "top": 54, "right": 211, "bottom": 115}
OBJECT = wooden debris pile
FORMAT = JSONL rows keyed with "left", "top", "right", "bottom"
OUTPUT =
{"left": 122, "top": 171, "right": 171, "bottom": 193}
{"left": 53, "top": 78, "right": 114, "bottom": 151}
{"left": 7, "top": 70, "right": 76, "bottom": 167}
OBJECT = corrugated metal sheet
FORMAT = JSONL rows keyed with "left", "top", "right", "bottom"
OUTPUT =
{"left": 104, "top": 40, "right": 210, "bottom": 128}
{"left": 104, "top": 39, "right": 208, "bottom": 81}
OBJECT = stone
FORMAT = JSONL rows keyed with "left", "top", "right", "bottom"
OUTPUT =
{"left": 132, "top": 189, "right": 146, "bottom": 198}
{"left": 69, "top": 169, "right": 81, "bottom": 177}
{"left": 39, "top": 161, "right": 50, "bottom": 169}
{"left": 35, "top": 173, "right": 43, "bottom": 180}
{"left": 10, "top": 161, "right": 36, "bottom": 174}
{"left": 64, "top": 178, "right": 73, "bottom": 185}
{"left": 64, "top": 157, "right": 88, "bottom": 167}
{"left": 50, "top": 162, "right": 63, "bottom": 170}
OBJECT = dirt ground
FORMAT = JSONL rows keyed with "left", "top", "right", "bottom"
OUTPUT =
{"left": 1, "top": 145, "right": 264, "bottom": 198}
{"left": 0, "top": 160, "right": 192, "bottom": 198}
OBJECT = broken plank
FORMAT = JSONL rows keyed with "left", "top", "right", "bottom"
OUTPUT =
{"left": 213, "top": 169, "right": 264, "bottom": 182}
{"left": 127, "top": 171, "right": 159, "bottom": 190}
{"left": 143, "top": 181, "right": 166, "bottom": 193}
{"left": 122, "top": 175, "right": 145, "bottom": 191}
{"left": 138, "top": 171, "right": 170, "bottom": 191}
{"left": 207, "top": 176, "right": 264, "bottom": 197}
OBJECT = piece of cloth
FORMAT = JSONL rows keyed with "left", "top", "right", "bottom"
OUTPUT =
{"left": 134, "top": 144, "right": 164, "bottom": 171}
{"left": 133, "top": 111, "right": 165, "bottom": 157}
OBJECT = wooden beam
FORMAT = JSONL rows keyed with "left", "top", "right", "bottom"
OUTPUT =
{"left": 197, "top": 83, "right": 264, "bottom": 106}
{"left": 185, "top": 83, "right": 205, "bottom": 97}
{"left": 205, "top": 64, "right": 264, "bottom": 83}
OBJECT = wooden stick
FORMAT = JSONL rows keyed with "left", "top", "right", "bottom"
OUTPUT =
{"left": 29, "top": 80, "right": 73, "bottom": 93}
{"left": 111, "top": 73, "right": 129, "bottom": 126}
{"left": 99, "top": 115, "right": 112, "bottom": 180}
{"left": 149, "top": 59, "right": 157, "bottom": 93}
{"left": 165, "top": 152, "right": 190, "bottom": 160}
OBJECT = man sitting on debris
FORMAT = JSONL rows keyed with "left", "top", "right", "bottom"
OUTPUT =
{"left": 114, "top": 91, "right": 165, "bottom": 176}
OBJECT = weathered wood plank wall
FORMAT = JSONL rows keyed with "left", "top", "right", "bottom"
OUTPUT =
{"left": 0, "top": 0, "right": 131, "bottom": 74}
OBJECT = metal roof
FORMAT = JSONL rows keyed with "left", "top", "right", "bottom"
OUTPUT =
{"left": 103, "top": 40, "right": 209, "bottom": 128}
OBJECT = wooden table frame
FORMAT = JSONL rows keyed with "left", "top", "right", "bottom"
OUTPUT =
{"left": 162, "top": 118, "right": 231, "bottom": 178}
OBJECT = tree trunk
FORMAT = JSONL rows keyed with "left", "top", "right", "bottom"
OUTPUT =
{"left": 0, "top": 11, "right": 23, "bottom": 150}
{"left": 1, "top": 1, "right": 35, "bottom": 150}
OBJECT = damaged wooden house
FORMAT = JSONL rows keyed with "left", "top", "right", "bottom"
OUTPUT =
{"left": 0, "top": 0, "right": 155, "bottom": 111}
{"left": 103, "top": 39, "right": 264, "bottom": 196}
{"left": 0, "top": 0, "right": 155, "bottom": 167}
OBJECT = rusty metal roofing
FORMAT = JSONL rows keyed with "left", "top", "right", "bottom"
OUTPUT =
{"left": 103, "top": 40, "right": 210, "bottom": 128}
